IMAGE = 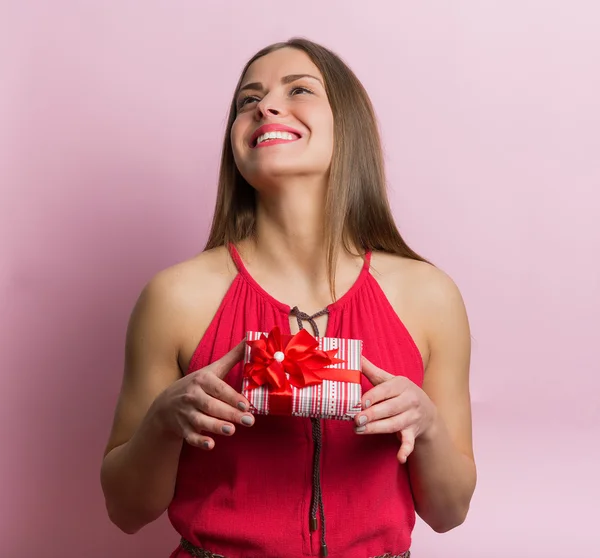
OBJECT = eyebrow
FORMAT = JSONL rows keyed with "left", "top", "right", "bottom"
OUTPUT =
{"left": 238, "top": 74, "right": 324, "bottom": 94}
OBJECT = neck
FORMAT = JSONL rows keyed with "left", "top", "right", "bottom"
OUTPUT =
{"left": 254, "top": 185, "right": 326, "bottom": 269}
{"left": 238, "top": 178, "right": 361, "bottom": 282}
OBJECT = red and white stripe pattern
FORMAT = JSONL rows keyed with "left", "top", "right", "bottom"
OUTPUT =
{"left": 243, "top": 331, "right": 363, "bottom": 421}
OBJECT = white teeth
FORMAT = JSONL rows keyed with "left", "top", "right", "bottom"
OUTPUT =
{"left": 256, "top": 131, "right": 296, "bottom": 145}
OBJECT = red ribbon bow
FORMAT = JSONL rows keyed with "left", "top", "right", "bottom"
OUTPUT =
{"left": 244, "top": 327, "right": 344, "bottom": 394}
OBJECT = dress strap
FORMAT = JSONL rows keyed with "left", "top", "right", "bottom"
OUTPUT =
{"left": 227, "top": 242, "right": 245, "bottom": 272}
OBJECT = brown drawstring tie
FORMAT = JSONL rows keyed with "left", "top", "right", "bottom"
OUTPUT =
{"left": 290, "top": 306, "right": 329, "bottom": 339}
{"left": 291, "top": 305, "right": 329, "bottom": 557}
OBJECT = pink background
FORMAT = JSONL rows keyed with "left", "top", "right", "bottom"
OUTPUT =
{"left": 2, "top": 1, "right": 599, "bottom": 556}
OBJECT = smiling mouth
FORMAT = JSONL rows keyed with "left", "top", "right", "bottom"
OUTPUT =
{"left": 252, "top": 131, "right": 300, "bottom": 148}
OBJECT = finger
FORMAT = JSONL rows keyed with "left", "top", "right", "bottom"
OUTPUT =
{"left": 194, "top": 390, "right": 255, "bottom": 427}
{"left": 187, "top": 408, "right": 240, "bottom": 438}
{"left": 359, "top": 383, "right": 418, "bottom": 425}
{"left": 198, "top": 374, "right": 254, "bottom": 420}
{"left": 210, "top": 339, "right": 247, "bottom": 380}
{"left": 362, "top": 373, "right": 415, "bottom": 412}
{"left": 354, "top": 396, "right": 405, "bottom": 427}
{"left": 354, "top": 410, "right": 418, "bottom": 436}
{"left": 397, "top": 429, "right": 416, "bottom": 464}
{"left": 361, "top": 380, "right": 409, "bottom": 416}
{"left": 361, "top": 356, "right": 395, "bottom": 387}
{"left": 182, "top": 428, "right": 215, "bottom": 451}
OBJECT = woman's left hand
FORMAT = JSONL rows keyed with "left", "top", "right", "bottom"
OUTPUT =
{"left": 355, "top": 356, "right": 438, "bottom": 464}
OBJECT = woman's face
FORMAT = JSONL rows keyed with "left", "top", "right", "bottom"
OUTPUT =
{"left": 231, "top": 48, "right": 334, "bottom": 189}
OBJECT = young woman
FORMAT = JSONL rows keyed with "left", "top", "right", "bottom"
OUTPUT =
{"left": 101, "top": 38, "right": 476, "bottom": 558}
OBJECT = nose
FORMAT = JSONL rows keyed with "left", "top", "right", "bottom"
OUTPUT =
{"left": 255, "top": 95, "right": 284, "bottom": 120}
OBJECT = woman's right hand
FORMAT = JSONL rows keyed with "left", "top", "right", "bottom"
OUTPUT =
{"left": 151, "top": 339, "right": 255, "bottom": 450}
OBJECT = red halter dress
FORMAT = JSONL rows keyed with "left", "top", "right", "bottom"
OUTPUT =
{"left": 168, "top": 245, "right": 424, "bottom": 558}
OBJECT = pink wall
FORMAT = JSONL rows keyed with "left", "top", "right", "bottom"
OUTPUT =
{"left": 2, "top": 2, "right": 598, "bottom": 556}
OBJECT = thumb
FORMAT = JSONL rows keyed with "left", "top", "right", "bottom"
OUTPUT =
{"left": 361, "top": 356, "right": 394, "bottom": 386}
{"left": 397, "top": 428, "right": 415, "bottom": 464}
{"left": 211, "top": 338, "right": 247, "bottom": 380}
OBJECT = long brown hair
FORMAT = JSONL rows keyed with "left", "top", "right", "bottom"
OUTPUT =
{"left": 205, "top": 38, "right": 428, "bottom": 298}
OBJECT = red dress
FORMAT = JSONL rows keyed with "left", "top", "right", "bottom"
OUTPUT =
{"left": 168, "top": 245, "right": 424, "bottom": 558}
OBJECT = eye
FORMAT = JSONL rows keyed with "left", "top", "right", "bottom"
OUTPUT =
{"left": 290, "top": 86, "right": 314, "bottom": 96}
{"left": 238, "top": 95, "right": 260, "bottom": 109}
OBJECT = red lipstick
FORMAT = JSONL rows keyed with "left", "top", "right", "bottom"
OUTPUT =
{"left": 249, "top": 124, "right": 302, "bottom": 148}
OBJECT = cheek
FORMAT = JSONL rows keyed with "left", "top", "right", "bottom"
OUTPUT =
{"left": 317, "top": 109, "right": 334, "bottom": 149}
{"left": 230, "top": 120, "right": 241, "bottom": 149}
{"left": 326, "top": 121, "right": 335, "bottom": 149}
{"left": 230, "top": 120, "right": 246, "bottom": 163}
{"left": 318, "top": 121, "right": 335, "bottom": 163}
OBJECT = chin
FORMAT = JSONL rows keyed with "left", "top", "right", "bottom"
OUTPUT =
{"left": 241, "top": 158, "right": 331, "bottom": 188}
{"left": 244, "top": 172, "right": 304, "bottom": 191}
{"left": 241, "top": 164, "right": 320, "bottom": 189}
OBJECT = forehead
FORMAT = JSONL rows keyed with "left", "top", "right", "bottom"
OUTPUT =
{"left": 241, "top": 48, "right": 323, "bottom": 85}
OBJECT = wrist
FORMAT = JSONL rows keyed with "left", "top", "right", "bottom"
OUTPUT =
{"left": 419, "top": 405, "right": 442, "bottom": 445}
{"left": 145, "top": 398, "right": 181, "bottom": 443}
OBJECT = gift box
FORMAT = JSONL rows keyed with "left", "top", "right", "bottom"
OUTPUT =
{"left": 242, "top": 327, "right": 363, "bottom": 420}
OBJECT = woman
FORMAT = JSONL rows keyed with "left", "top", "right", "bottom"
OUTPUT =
{"left": 101, "top": 38, "right": 476, "bottom": 558}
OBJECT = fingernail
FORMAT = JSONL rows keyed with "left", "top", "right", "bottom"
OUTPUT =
{"left": 358, "top": 415, "right": 368, "bottom": 426}
{"left": 241, "top": 415, "right": 254, "bottom": 426}
{"left": 237, "top": 402, "right": 247, "bottom": 411}
{"left": 202, "top": 441, "right": 211, "bottom": 449}
{"left": 221, "top": 425, "right": 233, "bottom": 434}
{"left": 355, "top": 426, "right": 366, "bottom": 433}
{"left": 364, "top": 399, "right": 371, "bottom": 409}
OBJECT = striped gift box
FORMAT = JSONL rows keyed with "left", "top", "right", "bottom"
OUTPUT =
{"left": 242, "top": 331, "right": 363, "bottom": 421}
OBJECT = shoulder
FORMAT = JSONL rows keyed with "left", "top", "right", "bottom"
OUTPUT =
{"left": 131, "top": 246, "right": 237, "bottom": 356}
{"left": 371, "top": 251, "right": 464, "bottom": 309}
{"left": 141, "top": 246, "right": 235, "bottom": 311}
{"left": 370, "top": 252, "right": 470, "bottom": 360}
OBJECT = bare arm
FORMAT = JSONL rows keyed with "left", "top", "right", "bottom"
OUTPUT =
{"left": 359, "top": 261, "right": 476, "bottom": 533}
{"left": 100, "top": 272, "right": 187, "bottom": 534}
{"left": 100, "top": 266, "right": 254, "bottom": 534}
{"left": 407, "top": 270, "right": 476, "bottom": 532}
